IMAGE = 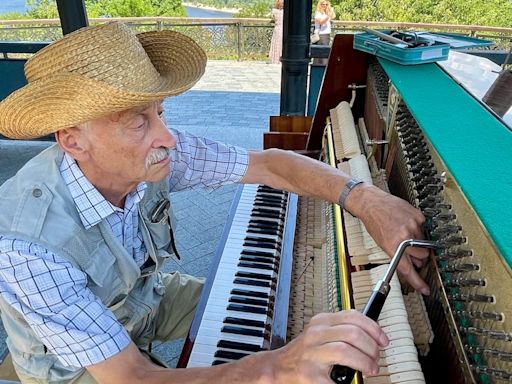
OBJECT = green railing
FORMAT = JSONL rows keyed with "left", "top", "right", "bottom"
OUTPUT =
{"left": 0, "top": 17, "right": 511, "bottom": 61}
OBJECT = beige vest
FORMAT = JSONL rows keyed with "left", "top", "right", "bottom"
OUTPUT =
{"left": 0, "top": 145, "right": 177, "bottom": 381}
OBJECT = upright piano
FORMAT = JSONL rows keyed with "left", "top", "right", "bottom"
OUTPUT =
{"left": 179, "top": 34, "right": 512, "bottom": 384}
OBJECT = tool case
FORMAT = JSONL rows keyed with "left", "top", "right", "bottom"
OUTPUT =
{"left": 354, "top": 30, "right": 451, "bottom": 65}
{"left": 354, "top": 30, "right": 494, "bottom": 65}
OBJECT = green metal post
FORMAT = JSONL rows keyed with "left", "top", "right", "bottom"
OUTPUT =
{"left": 280, "top": 0, "right": 312, "bottom": 116}
{"left": 56, "top": 0, "right": 89, "bottom": 35}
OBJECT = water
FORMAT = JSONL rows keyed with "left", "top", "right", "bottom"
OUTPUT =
{"left": 0, "top": 1, "right": 234, "bottom": 17}
{"left": 184, "top": 6, "right": 234, "bottom": 18}
{"left": 0, "top": 0, "right": 27, "bottom": 14}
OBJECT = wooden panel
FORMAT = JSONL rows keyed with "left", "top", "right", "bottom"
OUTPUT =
{"left": 263, "top": 132, "right": 308, "bottom": 150}
{"left": 269, "top": 116, "right": 312, "bottom": 133}
{"left": 307, "top": 34, "right": 368, "bottom": 151}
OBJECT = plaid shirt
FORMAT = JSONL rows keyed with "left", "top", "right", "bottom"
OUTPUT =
{"left": 0, "top": 129, "right": 248, "bottom": 368}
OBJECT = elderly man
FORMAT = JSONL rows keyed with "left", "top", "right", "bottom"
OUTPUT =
{"left": 0, "top": 22, "right": 428, "bottom": 383}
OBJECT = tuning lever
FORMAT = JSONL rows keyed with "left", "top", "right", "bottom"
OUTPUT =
{"left": 329, "top": 288, "right": 387, "bottom": 383}
{"left": 329, "top": 239, "right": 441, "bottom": 384}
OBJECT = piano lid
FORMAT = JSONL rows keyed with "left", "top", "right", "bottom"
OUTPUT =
{"left": 439, "top": 50, "right": 512, "bottom": 129}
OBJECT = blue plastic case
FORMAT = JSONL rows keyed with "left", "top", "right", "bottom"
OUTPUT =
{"left": 354, "top": 30, "right": 450, "bottom": 65}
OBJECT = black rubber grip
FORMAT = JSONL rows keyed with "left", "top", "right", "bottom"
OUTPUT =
{"left": 329, "top": 290, "right": 387, "bottom": 383}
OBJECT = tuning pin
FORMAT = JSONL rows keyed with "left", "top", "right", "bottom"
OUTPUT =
{"left": 455, "top": 310, "right": 503, "bottom": 321}
{"left": 441, "top": 263, "right": 479, "bottom": 273}
{"left": 419, "top": 195, "right": 442, "bottom": 209}
{"left": 472, "top": 365, "right": 512, "bottom": 381}
{"left": 451, "top": 292, "right": 494, "bottom": 303}
{"left": 466, "top": 345, "right": 512, "bottom": 362}
{"left": 437, "top": 248, "right": 473, "bottom": 260}
{"left": 461, "top": 327, "right": 512, "bottom": 342}
{"left": 419, "top": 166, "right": 436, "bottom": 176}
{"left": 431, "top": 224, "right": 462, "bottom": 237}
{"left": 445, "top": 277, "right": 485, "bottom": 287}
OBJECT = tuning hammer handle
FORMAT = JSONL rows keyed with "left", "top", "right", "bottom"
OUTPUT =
{"left": 329, "top": 289, "right": 387, "bottom": 383}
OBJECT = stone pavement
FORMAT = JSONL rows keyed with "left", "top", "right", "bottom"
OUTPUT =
{"left": 0, "top": 60, "right": 282, "bottom": 371}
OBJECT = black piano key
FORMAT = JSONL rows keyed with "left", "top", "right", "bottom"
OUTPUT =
{"left": 247, "top": 224, "right": 281, "bottom": 234}
{"left": 214, "top": 350, "right": 249, "bottom": 361}
{"left": 243, "top": 241, "right": 278, "bottom": 250}
{"left": 250, "top": 213, "right": 283, "bottom": 222}
{"left": 252, "top": 207, "right": 284, "bottom": 215}
{"left": 240, "top": 250, "right": 277, "bottom": 259}
{"left": 239, "top": 255, "right": 277, "bottom": 265}
{"left": 229, "top": 296, "right": 268, "bottom": 307}
{"left": 251, "top": 209, "right": 284, "bottom": 219}
{"left": 212, "top": 360, "right": 228, "bottom": 365}
{"left": 233, "top": 278, "right": 271, "bottom": 288}
{"left": 221, "top": 325, "right": 264, "bottom": 337}
{"left": 227, "top": 303, "right": 269, "bottom": 315}
{"left": 244, "top": 236, "right": 279, "bottom": 244}
{"left": 257, "top": 187, "right": 285, "bottom": 195}
{"left": 217, "top": 340, "right": 263, "bottom": 353}
{"left": 238, "top": 261, "right": 277, "bottom": 271}
{"left": 230, "top": 288, "right": 269, "bottom": 299}
{"left": 236, "top": 271, "right": 274, "bottom": 281}
{"left": 246, "top": 227, "right": 280, "bottom": 236}
{"left": 249, "top": 219, "right": 281, "bottom": 227}
{"left": 253, "top": 200, "right": 285, "bottom": 209}
{"left": 224, "top": 316, "right": 266, "bottom": 328}
{"left": 257, "top": 191, "right": 287, "bottom": 199}
{"left": 248, "top": 220, "right": 281, "bottom": 229}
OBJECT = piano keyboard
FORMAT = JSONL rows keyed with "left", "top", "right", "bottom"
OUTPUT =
{"left": 187, "top": 184, "right": 297, "bottom": 367}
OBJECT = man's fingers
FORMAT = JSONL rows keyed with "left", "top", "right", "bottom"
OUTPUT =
{"left": 397, "top": 255, "right": 430, "bottom": 295}
{"left": 410, "top": 255, "right": 425, "bottom": 268}
{"left": 309, "top": 323, "right": 385, "bottom": 360}
{"left": 405, "top": 244, "right": 429, "bottom": 259}
{"left": 319, "top": 342, "right": 380, "bottom": 376}
{"left": 309, "top": 310, "right": 388, "bottom": 347}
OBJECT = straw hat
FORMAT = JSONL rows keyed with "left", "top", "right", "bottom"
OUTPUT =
{"left": 0, "top": 22, "right": 207, "bottom": 139}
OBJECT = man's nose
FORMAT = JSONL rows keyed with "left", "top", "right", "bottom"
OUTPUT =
{"left": 153, "top": 115, "right": 176, "bottom": 149}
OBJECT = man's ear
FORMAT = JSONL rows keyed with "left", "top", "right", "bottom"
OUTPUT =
{"left": 55, "top": 127, "right": 89, "bottom": 161}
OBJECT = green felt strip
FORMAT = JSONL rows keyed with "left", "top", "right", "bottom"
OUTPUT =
{"left": 379, "top": 58, "right": 512, "bottom": 268}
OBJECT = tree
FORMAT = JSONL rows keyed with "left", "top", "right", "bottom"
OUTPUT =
{"left": 26, "top": 0, "right": 59, "bottom": 19}
{"left": 21, "top": 0, "right": 186, "bottom": 19}
{"left": 236, "top": 1, "right": 273, "bottom": 18}
{"left": 330, "top": 0, "right": 512, "bottom": 27}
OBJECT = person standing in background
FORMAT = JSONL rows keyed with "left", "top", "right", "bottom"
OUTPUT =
{"left": 313, "top": 0, "right": 336, "bottom": 65}
{"left": 268, "top": 0, "right": 284, "bottom": 64}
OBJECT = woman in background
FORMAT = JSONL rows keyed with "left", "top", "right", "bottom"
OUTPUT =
{"left": 268, "top": 0, "right": 284, "bottom": 64}
{"left": 313, "top": 0, "right": 336, "bottom": 65}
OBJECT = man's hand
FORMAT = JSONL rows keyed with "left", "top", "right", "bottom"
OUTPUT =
{"left": 273, "top": 310, "right": 388, "bottom": 384}
{"left": 344, "top": 183, "right": 430, "bottom": 295}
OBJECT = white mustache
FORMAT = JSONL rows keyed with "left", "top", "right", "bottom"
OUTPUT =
{"left": 146, "top": 147, "right": 170, "bottom": 169}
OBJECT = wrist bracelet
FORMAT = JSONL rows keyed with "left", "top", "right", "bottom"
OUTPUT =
{"left": 338, "top": 177, "right": 364, "bottom": 210}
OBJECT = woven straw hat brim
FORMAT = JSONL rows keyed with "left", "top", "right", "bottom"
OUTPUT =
{"left": 0, "top": 29, "right": 207, "bottom": 140}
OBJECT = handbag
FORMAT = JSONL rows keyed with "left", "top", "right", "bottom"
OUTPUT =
{"left": 310, "top": 31, "right": 320, "bottom": 44}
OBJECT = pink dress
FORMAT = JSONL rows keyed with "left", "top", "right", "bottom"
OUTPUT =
{"left": 268, "top": 8, "right": 284, "bottom": 64}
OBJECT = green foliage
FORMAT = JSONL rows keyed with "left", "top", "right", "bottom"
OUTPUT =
{"left": 0, "top": 12, "right": 26, "bottom": 20}
{"left": 330, "top": 0, "right": 512, "bottom": 27}
{"left": 236, "top": 1, "right": 273, "bottom": 18}
{"left": 11, "top": 0, "right": 186, "bottom": 19}
{"left": 87, "top": 0, "right": 186, "bottom": 17}
{"left": 26, "top": 0, "right": 59, "bottom": 18}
